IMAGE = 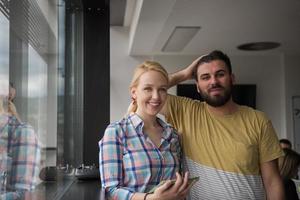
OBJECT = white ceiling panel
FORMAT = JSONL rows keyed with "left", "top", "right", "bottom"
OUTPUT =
{"left": 124, "top": 0, "right": 300, "bottom": 56}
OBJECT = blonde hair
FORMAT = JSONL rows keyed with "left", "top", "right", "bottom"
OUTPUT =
{"left": 0, "top": 96, "right": 8, "bottom": 114}
{"left": 278, "top": 148, "right": 300, "bottom": 179}
{"left": 127, "top": 61, "right": 168, "bottom": 115}
{"left": 0, "top": 97, "right": 20, "bottom": 121}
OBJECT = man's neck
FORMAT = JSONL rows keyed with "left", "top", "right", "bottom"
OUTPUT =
{"left": 206, "top": 99, "right": 238, "bottom": 116}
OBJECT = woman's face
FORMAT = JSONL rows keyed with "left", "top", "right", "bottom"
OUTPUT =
{"left": 131, "top": 70, "right": 168, "bottom": 117}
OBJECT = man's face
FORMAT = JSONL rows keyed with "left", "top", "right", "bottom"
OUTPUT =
{"left": 196, "top": 60, "right": 234, "bottom": 107}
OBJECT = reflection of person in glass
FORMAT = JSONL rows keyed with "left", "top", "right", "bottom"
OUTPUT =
{"left": 0, "top": 87, "right": 40, "bottom": 199}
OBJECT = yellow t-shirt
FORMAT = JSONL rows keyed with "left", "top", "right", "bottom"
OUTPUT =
{"left": 166, "top": 95, "right": 283, "bottom": 200}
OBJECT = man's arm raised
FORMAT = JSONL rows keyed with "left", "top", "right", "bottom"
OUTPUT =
{"left": 160, "top": 56, "right": 203, "bottom": 117}
{"left": 168, "top": 56, "right": 202, "bottom": 88}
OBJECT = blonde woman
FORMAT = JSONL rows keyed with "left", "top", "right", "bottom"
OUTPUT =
{"left": 278, "top": 148, "right": 300, "bottom": 200}
{"left": 0, "top": 95, "right": 40, "bottom": 199}
{"left": 99, "top": 61, "right": 189, "bottom": 200}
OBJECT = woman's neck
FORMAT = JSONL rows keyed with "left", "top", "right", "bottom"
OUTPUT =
{"left": 135, "top": 111, "right": 158, "bottom": 128}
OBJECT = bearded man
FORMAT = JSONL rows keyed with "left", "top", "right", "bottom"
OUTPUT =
{"left": 161, "top": 50, "right": 284, "bottom": 200}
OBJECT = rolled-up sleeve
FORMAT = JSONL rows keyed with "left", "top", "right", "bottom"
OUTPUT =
{"left": 99, "top": 125, "right": 134, "bottom": 200}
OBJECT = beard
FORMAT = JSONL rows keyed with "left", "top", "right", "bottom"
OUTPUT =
{"left": 199, "top": 83, "right": 232, "bottom": 107}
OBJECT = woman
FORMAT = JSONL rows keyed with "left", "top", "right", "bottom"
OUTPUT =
{"left": 278, "top": 148, "right": 300, "bottom": 200}
{"left": 0, "top": 96, "right": 40, "bottom": 200}
{"left": 99, "top": 61, "right": 189, "bottom": 200}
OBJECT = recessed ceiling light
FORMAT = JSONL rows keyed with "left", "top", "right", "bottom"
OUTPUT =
{"left": 237, "top": 42, "right": 281, "bottom": 51}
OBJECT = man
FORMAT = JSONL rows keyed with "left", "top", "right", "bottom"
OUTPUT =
{"left": 162, "top": 50, "right": 284, "bottom": 199}
{"left": 279, "top": 138, "right": 292, "bottom": 149}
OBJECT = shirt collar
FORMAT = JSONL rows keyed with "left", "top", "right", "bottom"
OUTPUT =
{"left": 129, "top": 113, "right": 144, "bottom": 129}
{"left": 129, "top": 113, "right": 172, "bottom": 139}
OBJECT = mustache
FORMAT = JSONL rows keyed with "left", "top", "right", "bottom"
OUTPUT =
{"left": 208, "top": 84, "right": 224, "bottom": 90}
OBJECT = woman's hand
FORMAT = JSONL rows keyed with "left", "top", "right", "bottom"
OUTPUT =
{"left": 147, "top": 172, "right": 190, "bottom": 200}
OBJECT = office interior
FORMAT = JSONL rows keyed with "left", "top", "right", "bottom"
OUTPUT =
{"left": 0, "top": 0, "right": 300, "bottom": 199}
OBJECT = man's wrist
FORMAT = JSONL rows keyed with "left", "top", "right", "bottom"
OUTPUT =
{"left": 183, "top": 66, "right": 193, "bottom": 80}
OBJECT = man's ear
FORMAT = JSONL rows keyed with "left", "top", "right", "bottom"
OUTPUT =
{"left": 231, "top": 73, "right": 236, "bottom": 84}
{"left": 195, "top": 81, "right": 201, "bottom": 93}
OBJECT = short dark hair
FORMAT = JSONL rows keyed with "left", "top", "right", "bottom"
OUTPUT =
{"left": 279, "top": 139, "right": 292, "bottom": 147}
{"left": 193, "top": 50, "right": 232, "bottom": 80}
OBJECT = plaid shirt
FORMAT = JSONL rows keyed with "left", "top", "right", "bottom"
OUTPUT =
{"left": 0, "top": 114, "right": 40, "bottom": 200}
{"left": 99, "top": 113, "right": 182, "bottom": 200}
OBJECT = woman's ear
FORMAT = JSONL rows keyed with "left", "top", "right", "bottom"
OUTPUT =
{"left": 130, "top": 88, "right": 137, "bottom": 100}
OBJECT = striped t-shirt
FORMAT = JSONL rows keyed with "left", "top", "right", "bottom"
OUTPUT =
{"left": 166, "top": 95, "right": 283, "bottom": 200}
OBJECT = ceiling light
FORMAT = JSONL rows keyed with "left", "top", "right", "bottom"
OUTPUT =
{"left": 237, "top": 42, "right": 281, "bottom": 51}
{"left": 162, "top": 26, "right": 200, "bottom": 52}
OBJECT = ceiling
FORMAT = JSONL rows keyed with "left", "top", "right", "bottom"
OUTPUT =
{"left": 111, "top": 0, "right": 300, "bottom": 56}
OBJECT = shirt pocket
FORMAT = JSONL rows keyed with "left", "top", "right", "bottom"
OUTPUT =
{"left": 233, "top": 141, "right": 259, "bottom": 169}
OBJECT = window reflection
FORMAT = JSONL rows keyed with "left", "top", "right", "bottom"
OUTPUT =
{"left": 1, "top": 0, "right": 88, "bottom": 198}
{"left": 28, "top": 45, "right": 48, "bottom": 150}
{"left": 0, "top": 9, "right": 9, "bottom": 102}
{"left": 1, "top": 0, "right": 60, "bottom": 199}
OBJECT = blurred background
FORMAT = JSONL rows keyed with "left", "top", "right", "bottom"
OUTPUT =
{"left": 0, "top": 0, "right": 299, "bottom": 199}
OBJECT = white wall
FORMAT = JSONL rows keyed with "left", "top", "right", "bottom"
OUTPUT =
{"left": 111, "top": 27, "right": 294, "bottom": 140}
{"left": 284, "top": 55, "right": 300, "bottom": 144}
{"left": 110, "top": 27, "right": 149, "bottom": 122}
{"left": 231, "top": 55, "right": 284, "bottom": 137}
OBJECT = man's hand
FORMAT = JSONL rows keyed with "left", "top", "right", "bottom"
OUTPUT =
{"left": 168, "top": 55, "right": 206, "bottom": 88}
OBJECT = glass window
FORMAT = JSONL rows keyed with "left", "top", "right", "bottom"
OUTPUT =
{"left": 1, "top": 0, "right": 90, "bottom": 198}
{"left": 0, "top": 9, "right": 9, "bottom": 105}
{"left": 28, "top": 44, "right": 48, "bottom": 148}
{"left": 1, "top": 0, "right": 60, "bottom": 198}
